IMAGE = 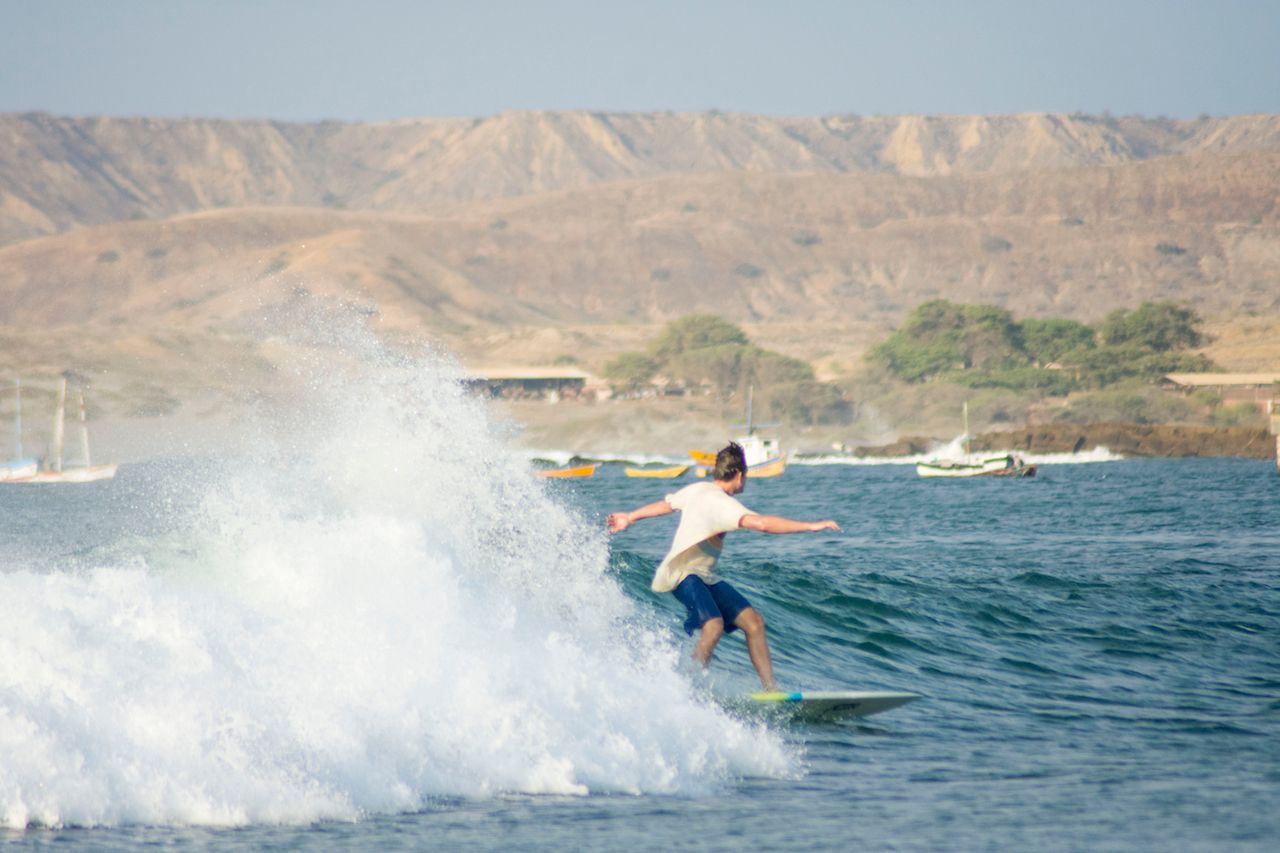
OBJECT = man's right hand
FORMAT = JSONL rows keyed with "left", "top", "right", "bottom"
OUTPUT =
{"left": 606, "top": 512, "right": 631, "bottom": 534}
{"left": 810, "top": 520, "right": 841, "bottom": 532}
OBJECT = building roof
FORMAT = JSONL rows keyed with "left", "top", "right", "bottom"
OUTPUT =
{"left": 466, "top": 366, "right": 594, "bottom": 381}
{"left": 1165, "top": 372, "right": 1280, "bottom": 387}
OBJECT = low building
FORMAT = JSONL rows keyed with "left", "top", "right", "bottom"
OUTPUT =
{"left": 1164, "top": 373, "right": 1280, "bottom": 411}
{"left": 464, "top": 366, "right": 603, "bottom": 401}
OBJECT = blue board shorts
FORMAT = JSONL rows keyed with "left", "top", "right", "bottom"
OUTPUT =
{"left": 672, "top": 575, "right": 753, "bottom": 635}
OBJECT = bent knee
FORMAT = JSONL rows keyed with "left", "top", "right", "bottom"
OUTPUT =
{"left": 736, "top": 608, "right": 765, "bottom": 634}
{"left": 700, "top": 617, "right": 725, "bottom": 639}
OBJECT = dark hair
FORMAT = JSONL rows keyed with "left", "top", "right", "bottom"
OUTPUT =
{"left": 713, "top": 442, "right": 747, "bottom": 481}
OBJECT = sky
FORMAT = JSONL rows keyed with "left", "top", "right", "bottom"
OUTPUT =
{"left": 2, "top": 0, "right": 1278, "bottom": 122}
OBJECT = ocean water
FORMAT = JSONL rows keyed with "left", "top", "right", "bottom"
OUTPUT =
{"left": 1, "top": 346, "right": 1277, "bottom": 850}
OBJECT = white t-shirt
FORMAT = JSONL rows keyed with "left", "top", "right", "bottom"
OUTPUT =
{"left": 650, "top": 481, "right": 754, "bottom": 593}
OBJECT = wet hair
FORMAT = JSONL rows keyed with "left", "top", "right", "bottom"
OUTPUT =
{"left": 713, "top": 441, "right": 747, "bottom": 481}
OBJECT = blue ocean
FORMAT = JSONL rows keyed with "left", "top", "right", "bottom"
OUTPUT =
{"left": 1, "top": 349, "right": 1277, "bottom": 851}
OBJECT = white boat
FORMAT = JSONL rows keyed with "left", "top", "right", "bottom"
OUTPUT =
{"left": 1, "top": 379, "right": 39, "bottom": 480}
{"left": 690, "top": 386, "right": 787, "bottom": 477}
{"left": 4, "top": 376, "right": 117, "bottom": 484}
{"left": 916, "top": 455, "right": 1030, "bottom": 478}
{"left": 916, "top": 402, "right": 1035, "bottom": 478}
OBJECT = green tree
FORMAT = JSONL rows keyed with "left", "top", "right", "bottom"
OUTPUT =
{"left": 869, "top": 300, "right": 1024, "bottom": 381}
{"left": 744, "top": 348, "right": 815, "bottom": 387}
{"left": 1018, "top": 317, "right": 1096, "bottom": 365}
{"left": 666, "top": 344, "right": 749, "bottom": 395}
{"left": 1100, "top": 302, "right": 1203, "bottom": 351}
{"left": 649, "top": 315, "right": 750, "bottom": 361}
{"left": 603, "top": 352, "right": 658, "bottom": 390}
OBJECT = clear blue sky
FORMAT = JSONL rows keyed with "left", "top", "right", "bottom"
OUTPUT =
{"left": 3, "top": 0, "right": 1277, "bottom": 121}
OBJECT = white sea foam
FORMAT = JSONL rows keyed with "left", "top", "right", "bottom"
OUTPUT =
{"left": 793, "top": 434, "right": 1124, "bottom": 466}
{"left": 0, "top": 315, "right": 792, "bottom": 829}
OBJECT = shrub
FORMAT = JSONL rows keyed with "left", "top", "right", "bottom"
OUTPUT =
{"left": 762, "top": 381, "right": 852, "bottom": 425}
{"left": 947, "top": 366, "right": 1078, "bottom": 396}
{"left": 982, "top": 235, "right": 1012, "bottom": 253}
{"left": 667, "top": 344, "right": 749, "bottom": 395}
{"left": 603, "top": 352, "right": 657, "bottom": 390}
{"left": 1208, "top": 402, "right": 1262, "bottom": 427}
{"left": 791, "top": 230, "right": 821, "bottom": 247}
{"left": 1051, "top": 387, "right": 1196, "bottom": 425}
{"left": 1156, "top": 242, "right": 1187, "bottom": 256}
{"left": 746, "top": 348, "right": 815, "bottom": 386}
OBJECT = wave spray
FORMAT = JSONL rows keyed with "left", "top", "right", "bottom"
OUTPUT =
{"left": 0, "top": 312, "right": 792, "bottom": 829}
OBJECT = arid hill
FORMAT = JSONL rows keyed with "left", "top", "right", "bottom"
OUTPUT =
{"left": 3, "top": 151, "right": 1277, "bottom": 335}
{"left": 5, "top": 110, "right": 1280, "bottom": 245}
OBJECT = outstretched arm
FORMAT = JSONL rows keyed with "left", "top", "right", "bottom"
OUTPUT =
{"left": 607, "top": 499, "right": 674, "bottom": 534}
{"left": 739, "top": 514, "right": 840, "bottom": 534}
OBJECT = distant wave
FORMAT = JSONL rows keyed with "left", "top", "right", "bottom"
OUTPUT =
{"left": 794, "top": 445, "right": 1123, "bottom": 466}
{"left": 519, "top": 449, "right": 688, "bottom": 467}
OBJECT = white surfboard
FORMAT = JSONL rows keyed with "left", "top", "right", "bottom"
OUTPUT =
{"left": 747, "top": 690, "right": 920, "bottom": 721}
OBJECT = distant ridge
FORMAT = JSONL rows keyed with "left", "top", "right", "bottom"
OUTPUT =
{"left": 3, "top": 110, "right": 1280, "bottom": 244}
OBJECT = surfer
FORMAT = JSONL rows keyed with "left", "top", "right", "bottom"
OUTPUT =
{"left": 606, "top": 442, "right": 840, "bottom": 690}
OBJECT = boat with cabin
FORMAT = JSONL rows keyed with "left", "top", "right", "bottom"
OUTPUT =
{"left": 689, "top": 386, "right": 787, "bottom": 478}
{"left": 916, "top": 402, "right": 1035, "bottom": 478}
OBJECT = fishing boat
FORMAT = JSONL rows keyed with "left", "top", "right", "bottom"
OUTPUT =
{"left": 916, "top": 402, "right": 1035, "bottom": 478}
{"left": 689, "top": 386, "right": 787, "bottom": 478}
{"left": 539, "top": 463, "right": 598, "bottom": 478}
{"left": 4, "top": 376, "right": 117, "bottom": 484}
{"left": 916, "top": 455, "right": 1035, "bottom": 478}
{"left": 623, "top": 464, "right": 688, "bottom": 479}
{"left": 1, "top": 379, "right": 39, "bottom": 481}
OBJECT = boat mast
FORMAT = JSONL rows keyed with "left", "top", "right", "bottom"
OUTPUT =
{"left": 78, "top": 388, "right": 91, "bottom": 467}
{"left": 13, "top": 378, "right": 21, "bottom": 460}
{"left": 52, "top": 375, "right": 67, "bottom": 472}
{"left": 745, "top": 385, "right": 755, "bottom": 435}
{"left": 963, "top": 400, "right": 971, "bottom": 463}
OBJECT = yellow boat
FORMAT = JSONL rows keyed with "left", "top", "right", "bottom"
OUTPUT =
{"left": 689, "top": 450, "right": 786, "bottom": 478}
{"left": 539, "top": 463, "right": 598, "bottom": 478}
{"left": 624, "top": 464, "right": 689, "bottom": 479}
{"left": 688, "top": 449, "right": 717, "bottom": 466}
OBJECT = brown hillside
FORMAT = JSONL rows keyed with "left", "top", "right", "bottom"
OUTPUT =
{"left": 4, "top": 152, "right": 1277, "bottom": 338}
{"left": 4, "top": 111, "right": 1280, "bottom": 245}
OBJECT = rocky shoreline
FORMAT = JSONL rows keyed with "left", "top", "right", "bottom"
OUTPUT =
{"left": 850, "top": 422, "right": 1276, "bottom": 460}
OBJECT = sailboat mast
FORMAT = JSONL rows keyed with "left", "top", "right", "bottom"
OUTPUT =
{"left": 963, "top": 400, "right": 971, "bottom": 462}
{"left": 745, "top": 385, "right": 755, "bottom": 435}
{"left": 13, "top": 378, "right": 21, "bottom": 459}
{"left": 78, "top": 388, "right": 91, "bottom": 467}
{"left": 52, "top": 376, "right": 67, "bottom": 472}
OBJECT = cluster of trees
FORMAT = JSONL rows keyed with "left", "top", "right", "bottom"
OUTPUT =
{"left": 867, "top": 300, "right": 1216, "bottom": 393}
{"left": 604, "top": 315, "right": 850, "bottom": 424}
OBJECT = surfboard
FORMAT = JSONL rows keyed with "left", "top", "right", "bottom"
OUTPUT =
{"left": 747, "top": 690, "right": 920, "bottom": 721}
